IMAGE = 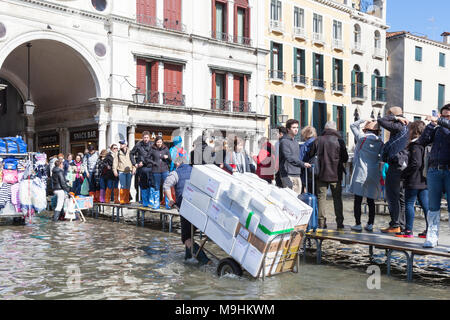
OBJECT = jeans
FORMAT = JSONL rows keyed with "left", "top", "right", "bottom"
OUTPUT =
{"left": 427, "top": 168, "right": 450, "bottom": 212}
{"left": 99, "top": 177, "right": 116, "bottom": 190}
{"left": 84, "top": 171, "right": 96, "bottom": 193}
{"left": 317, "top": 180, "right": 344, "bottom": 226}
{"left": 405, "top": 189, "right": 429, "bottom": 232}
{"left": 385, "top": 165, "right": 406, "bottom": 229}
{"left": 153, "top": 171, "right": 169, "bottom": 198}
{"left": 354, "top": 195, "right": 375, "bottom": 226}
{"left": 72, "top": 178, "right": 83, "bottom": 195}
{"left": 119, "top": 172, "right": 132, "bottom": 189}
{"left": 138, "top": 167, "right": 153, "bottom": 189}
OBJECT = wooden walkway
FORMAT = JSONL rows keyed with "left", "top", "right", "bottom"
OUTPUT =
{"left": 304, "top": 226, "right": 450, "bottom": 282}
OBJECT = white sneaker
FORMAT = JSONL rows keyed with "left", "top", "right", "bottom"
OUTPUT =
{"left": 423, "top": 240, "right": 438, "bottom": 248}
{"left": 351, "top": 224, "right": 362, "bottom": 232}
{"left": 364, "top": 224, "right": 373, "bottom": 232}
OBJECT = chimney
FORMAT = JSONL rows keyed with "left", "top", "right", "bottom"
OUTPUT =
{"left": 442, "top": 32, "right": 450, "bottom": 44}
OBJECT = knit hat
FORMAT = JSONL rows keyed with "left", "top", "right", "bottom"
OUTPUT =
{"left": 173, "top": 136, "right": 182, "bottom": 146}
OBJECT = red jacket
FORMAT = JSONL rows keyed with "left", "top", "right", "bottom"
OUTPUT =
{"left": 253, "top": 142, "right": 275, "bottom": 180}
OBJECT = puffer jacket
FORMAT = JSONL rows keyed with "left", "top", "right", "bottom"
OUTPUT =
{"left": 418, "top": 117, "right": 450, "bottom": 167}
{"left": 82, "top": 152, "right": 99, "bottom": 173}
{"left": 52, "top": 167, "right": 71, "bottom": 193}
{"left": 147, "top": 145, "right": 171, "bottom": 173}
{"left": 130, "top": 140, "right": 153, "bottom": 166}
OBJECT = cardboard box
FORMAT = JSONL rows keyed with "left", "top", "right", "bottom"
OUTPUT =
{"left": 179, "top": 199, "right": 208, "bottom": 232}
{"left": 183, "top": 181, "right": 212, "bottom": 213}
{"left": 204, "top": 219, "right": 235, "bottom": 255}
{"left": 190, "top": 165, "right": 232, "bottom": 199}
{"left": 230, "top": 235, "right": 249, "bottom": 264}
{"left": 207, "top": 200, "right": 240, "bottom": 236}
{"left": 241, "top": 244, "right": 279, "bottom": 277}
{"left": 238, "top": 208, "right": 260, "bottom": 234}
{"left": 281, "top": 188, "right": 313, "bottom": 226}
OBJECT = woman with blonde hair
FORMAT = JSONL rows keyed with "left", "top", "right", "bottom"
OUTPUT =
{"left": 299, "top": 126, "right": 317, "bottom": 193}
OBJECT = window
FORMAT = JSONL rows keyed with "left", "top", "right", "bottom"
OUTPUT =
{"left": 211, "top": 71, "right": 227, "bottom": 110}
{"left": 313, "top": 13, "right": 323, "bottom": 34}
{"left": 293, "top": 48, "right": 305, "bottom": 77}
{"left": 270, "top": 42, "right": 283, "bottom": 79}
{"left": 312, "top": 53, "right": 324, "bottom": 87}
{"left": 333, "top": 20, "right": 342, "bottom": 40}
{"left": 374, "top": 30, "right": 381, "bottom": 48}
{"left": 352, "top": 65, "right": 364, "bottom": 98}
{"left": 164, "top": 63, "right": 184, "bottom": 106}
{"left": 233, "top": 74, "right": 250, "bottom": 112}
{"left": 164, "top": 0, "right": 183, "bottom": 31}
{"left": 414, "top": 80, "right": 422, "bottom": 101}
{"left": 313, "top": 102, "right": 327, "bottom": 134}
{"left": 136, "top": 0, "right": 157, "bottom": 25}
{"left": 333, "top": 58, "right": 343, "bottom": 91}
{"left": 333, "top": 105, "right": 347, "bottom": 143}
{"left": 294, "top": 99, "right": 309, "bottom": 130}
{"left": 415, "top": 46, "right": 422, "bottom": 62}
{"left": 354, "top": 24, "right": 361, "bottom": 44}
{"left": 212, "top": 1, "right": 227, "bottom": 40}
{"left": 439, "top": 84, "right": 445, "bottom": 109}
{"left": 439, "top": 53, "right": 446, "bottom": 67}
{"left": 92, "top": 0, "right": 107, "bottom": 11}
{"left": 136, "top": 58, "right": 159, "bottom": 104}
{"left": 271, "top": 0, "right": 281, "bottom": 21}
{"left": 372, "top": 70, "right": 386, "bottom": 102}
{"left": 293, "top": 7, "right": 304, "bottom": 28}
{"left": 270, "top": 95, "right": 282, "bottom": 128}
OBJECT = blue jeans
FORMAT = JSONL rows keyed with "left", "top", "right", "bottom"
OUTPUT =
{"left": 72, "top": 178, "right": 83, "bottom": 195}
{"left": 119, "top": 172, "right": 132, "bottom": 189}
{"left": 153, "top": 171, "right": 169, "bottom": 197}
{"left": 84, "top": 171, "right": 96, "bottom": 193}
{"left": 404, "top": 189, "right": 429, "bottom": 232}
{"left": 427, "top": 168, "right": 450, "bottom": 212}
{"left": 99, "top": 177, "right": 116, "bottom": 190}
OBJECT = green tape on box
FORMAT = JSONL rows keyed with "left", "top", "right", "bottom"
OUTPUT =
{"left": 245, "top": 211, "right": 293, "bottom": 236}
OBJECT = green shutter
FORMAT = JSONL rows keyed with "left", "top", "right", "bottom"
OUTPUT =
{"left": 276, "top": 95, "right": 282, "bottom": 126}
{"left": 313, "top": 102, "right": 319, "bottom": 133}
{"left": 333, "top": 105, "right": 338, "bottom": 123}
{"left": 270, "top": 95, "right": 275, "bottom": 127}
{"left": 301, "top": 50, "right": 305, "bottom": 76}
{"left": 270, "top": 42, "right": 274, "bottom": 70}
{"left": 372, "top": 75, "right": 376, "bottom": 100}
{"left": 415, "top": 80, "right": 422, "bottom": 101}
{"left": 342, "top": 105, "right": 347, "bottom": 144}
{"left": 351, "top": 69, "right": 356, "bottom": 96}
{"left": 279, "top": 44, "right": 283, "bottom": 71}
{"left": 293, "top": 48, "right": 297, "bottom": 75}
{"left": 303, "top": 100, "right": 309, "bottom": 127}
{"left": 332, "top": 58, "right": 336, "bottom": 84}
{"left": 294, "top": 98, "right": 301, "bottom": 123}
{"left": 319, "top": 54, "right": 324, "bottom": 79}
{"left": 313, "top": 54, "right": 316, "bottom": 80}
{"left": 338, "top": 60, "right": 343, "bottom": 84}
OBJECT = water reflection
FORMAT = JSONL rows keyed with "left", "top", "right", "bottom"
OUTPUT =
{"left": 0, "top": 215, "right": 448, "bottom": 300}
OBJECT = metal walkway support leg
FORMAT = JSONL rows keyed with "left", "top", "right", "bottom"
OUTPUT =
{"left": 315, "top": 239, "right": 323, "bottom": 264}
{"left": 169, "top": 214, "right": 174, "bottom": 233}
{"left": 141, "top": 211, "right": 145, "bottom": 227}
{"left": 386, "top": 249, "right": 392, "bottom": 277}
{"left": 136, "top": 210, "right": 140, "bottom": 226}
{"left": 369, "top": 245, "right": 374, "bottom": 262}
{"left": 401, "top": 251, "right": 415, "bottom": 282}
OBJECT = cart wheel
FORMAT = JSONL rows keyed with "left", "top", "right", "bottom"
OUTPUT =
{"left": 217, "top": 258, "right": 242, "bottom": 277}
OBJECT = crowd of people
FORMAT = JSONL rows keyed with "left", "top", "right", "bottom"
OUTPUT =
{"left": 47, "top": 105, "right": 450, "bottom": 251}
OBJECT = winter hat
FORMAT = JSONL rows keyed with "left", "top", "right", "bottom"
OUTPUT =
{"left": 389, "top": 106, "right": 403, "bottom": 116}
{"left": 363, "top": 121, "right": 379, "bottom": 132}
{"left": 173, "top": 136, "right": 182, "bottom": 146}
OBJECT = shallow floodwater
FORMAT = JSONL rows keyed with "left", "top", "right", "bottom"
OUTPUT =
{"left": 0, "top": 214, "right": 449, "bottom": 300}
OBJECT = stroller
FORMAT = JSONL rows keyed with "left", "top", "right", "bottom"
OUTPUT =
{"left": 63, "top": 193, "right": 86, "bottom": 222}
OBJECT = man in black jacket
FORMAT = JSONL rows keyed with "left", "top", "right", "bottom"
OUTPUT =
{"left": 309, "top": 121, "right": 348, "bottom": 229}
{"left": 279, "top": 119, "right": 311, "bottom": 194}
{"left": 130, "top": 131, "right": 153, "bottom": 204}
{"left": 377, "top": 106, "right": 409, "bottom": 233}
{"left": 52, "top": 160, "right": 71, "bottom": 221}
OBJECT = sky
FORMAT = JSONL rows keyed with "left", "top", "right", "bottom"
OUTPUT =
{"left": 386, "top": 0, "right": 450, "bottom": 42}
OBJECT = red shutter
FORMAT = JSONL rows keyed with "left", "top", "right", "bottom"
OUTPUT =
{"left": 244, "top": 75, "right": 248, "bottom": 102}
{"left": 137, "top": 0, "right": 156, "bottom": 25}
{"left": 212, "top": 72, "right": 216, "bottom": 99}
{"left": 233, "top": 75, "right": 240, "bottom": 102}
{"left": 150, "top": 61, "right": 158, "bottom": 92}
{"left": 164, "top": 0, "right": 182, "bottom": 30}
{"left": 234, "top": 4, "right": 238, "bottom": 42}
{"left": 136, "top": 59, "right": 147, "bottom": 94}
{"left": 245, "top": 7, "right": 250, "bottom": 40}
{"left": 164, "top": 63, "right": 183, "bottom": 105}
{"left": 212, "top": 0, "right": 216, "bottom": 37}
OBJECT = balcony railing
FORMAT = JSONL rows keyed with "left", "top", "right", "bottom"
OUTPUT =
{"left": 232, "top": 35, "right": 253, "bottom": 46}
{"left": 211, "top": 99, "right": 231, "bottom": 111}
{"left": 312, "top": 32, "right": 325, "bottom": 45}
{"left": 293, "top": 27, "right": 307, "bottom": 40}
{"left": 232, "top": 101, "right": 251, "bottom": 113}
{"left": 292, "top": 74, "right": 308, "bottom": 87}
{"left": 352, "top": 42, "right": 365, "bottom": 54}
{"left": 163, "top": 92, "right": 185, "bottom": 106}
{"left": 269, "top": 20, "right": 285, "bottom": 33}
{"left": 136, "top": 15, "right": 163, "bottom": 28}
{"left": 372, "top": 87, "right": 387, "bottom": 104}
{"left": 163, "top": 18, "right": 186, "bottom": 32}
{"left": 351, "top": 83, "right": 367, "bottom": 102}
{"left": 332, "top": 38, "right": 344, "bottom": 51}
{"left": 311, "top": 78, "right": 326, "bottom": 90}
{"left": 373, "top": 47, "right": 384, "bottom": 59}
{"left": 331, "top": 83, "right": 345, "bottom": 94}
{"left": 268, "top": 70, "right": 286, "bottom": 82}
{"left": 146, "top": 91, "right": 160, "bottom": 104}
{"left": 212, "top": 31, "right": 230, "bottom": 42}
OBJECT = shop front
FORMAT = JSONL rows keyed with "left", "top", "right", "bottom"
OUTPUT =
{"left": 37, "top": 132, "right": 60, "bottom": 157}
{"left": 70, "top": 128, "right": 98, "bottom": 156}
{"left": 135, "top": 126, "right": 183, "bottom": 149}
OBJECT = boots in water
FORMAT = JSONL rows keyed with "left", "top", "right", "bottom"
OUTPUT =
{"left": 53, "top": 210, "right": 62, "bottom": 222}
{"left": 141, "top": 189, "right": 150, "bottom": 207}
{"left": 193, "top": 242, "right": 210, "bottom": 265}
{"left": 151, "top": 188, "right": 160, "bottom": 210}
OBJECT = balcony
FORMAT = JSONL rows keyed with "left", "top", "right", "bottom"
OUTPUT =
{"left": 211, "top": 99, "right": 231, "bottom": 112}
{"left": 293, "top": 27, "right": 307, "bottom": 41}
{"left": 232, "top": 101, "right": 251, "bottom": 113}
{"left": 268, "top": 70, "right": 286, "bottom": 83}
{"left": 292, "top": 74, "right": 308, "bottom": 88}
{"left": 311, "top": 78, "right": 326, "bottom": 91}
{"left": 332, "top": 38, "right": 344, "bottom": 51}
{"left": 163, "top": 92, "right": 185, "bottom": 106}
{"left": 372, "top": 87, "right": 387, "bottom": 106}
{"left": 351, "top": 42, "right": 365, "bottom": 55}
{"left": 331, "top": 83, "right": 345, "bottom": 95}
{"left": 312, "top": 32, "right": 325, "bottom": 46}
{"left": 146, "top": 91, "right": 160, "bottom": 104}
{"left": 351, "top": 83, "right": 367, "bottom": 103}
{"left": 269, "top": 20, "right": 285, "bottom": 34}
{"left": 212, "top": 31, "right": 230, "bottom": 42}
{"left": 163, "top": 18, "right": 186, "bottom": 32}
{"left": 232, "top": 35, "right": 253, "bottom": 46}
{"left": 136, "top": 15, "right": 163, "bottom": 28}
{"left": 373, "top": 47, "right": 384, "bottom": 60}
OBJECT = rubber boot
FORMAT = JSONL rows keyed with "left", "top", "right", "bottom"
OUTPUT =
{"left": 185, "top": 246, "right": 193, "bottom": 260}
{"left": 53, "top": 210, "right": 61, "bottom": 222}
{"left": 99, "top": 189, "right": 105, "bottom": 203}
{"left": 104, "top": 188, "right": 112, "bottom": 204}
{"left": 113, "top": 188, "right": 120, "bottom": 204}
{"left": 89, "top": 191, "right": 95, "bottom": 200}
{"left": 94, "top": 190, "right": 100, "bottom": 203}
{"left": 165, "top": 195, "right": 171, "bottom": 209}
{"left": 193, "top": 242, "right": 210, "bottom": 265}
{"left": 151, "top": 188, "right": 160, "bottom": 210}
{"left": 423, "top": 210, "right": 440, "bottom": 248}
{"left": 120, "top": 189, "right": 126, "bottom": 205}
{"left": 124, "top": 189, "right": 130, "bottom": 204}
{"left": 141, "top": 189, "right": 150, "bottom": 207}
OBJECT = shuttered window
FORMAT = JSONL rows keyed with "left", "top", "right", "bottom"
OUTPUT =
{"left": 414, "top": 80, "right": 422, "bottom": 101}
{"left": 438, "top": 84, "right": 445, "bottom": 109}
{"left": 270, "top": 95, "right": 282, "bottom": 128}
{"left": 136, "top": 0, "right": 157, "bottom": 25}
{"left": 415, "top": 46, "right": 422, "bottom": 62}
{"left": 439, "top": 52, "right": 446, "bottom": 67}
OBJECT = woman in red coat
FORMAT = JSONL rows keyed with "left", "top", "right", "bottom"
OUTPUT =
{"left": 252, "top": 137, "right": 275, "bottom": 184}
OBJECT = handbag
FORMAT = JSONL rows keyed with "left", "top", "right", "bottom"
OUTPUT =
{"left": 80, "top": 178, "right": 89, "bottom": 196}
{"left": 3, "top": 169, "right": 18, "bottom": 184}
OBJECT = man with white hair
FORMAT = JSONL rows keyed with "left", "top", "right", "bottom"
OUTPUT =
{"left": 309, "top": 121, "right": 349, "bottom": 229}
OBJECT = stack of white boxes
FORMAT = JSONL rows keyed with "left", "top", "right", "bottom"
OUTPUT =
{"left": 179, "top": 165, "right": 312, "bottom": 278}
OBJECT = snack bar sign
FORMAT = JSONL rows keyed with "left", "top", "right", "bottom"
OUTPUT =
{"left": 71, "top": 130, "right": 98, "bottom": 142}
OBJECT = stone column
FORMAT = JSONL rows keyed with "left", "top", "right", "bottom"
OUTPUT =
{"left": 98, "top": 122, "right": 107, "bottom": 152}
{"left": 228, "top": 0, "right": 234, "bottom": 40}
{"left": 128, "top": 122, "right": 136, "bottom": 150}
{"left": 158, "top": 62, "right": 164, "bottom": 103}
{"left": 227, "top": 73, "right": 234, "bottom": 111}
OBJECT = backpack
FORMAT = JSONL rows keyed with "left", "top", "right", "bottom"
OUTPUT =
{"left": 3, "top": 158, "right": 18, "bottom": 170}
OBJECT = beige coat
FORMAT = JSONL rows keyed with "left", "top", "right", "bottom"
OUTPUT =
{"left": 113, "top": 148, "right": 133, "bottom": 174}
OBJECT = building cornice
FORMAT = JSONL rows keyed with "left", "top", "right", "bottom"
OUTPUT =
{"left": 387, "top": 33, "right": 450, "bottom": 50}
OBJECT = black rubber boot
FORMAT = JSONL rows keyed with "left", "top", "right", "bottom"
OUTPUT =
{"left": 53, "top": 210, "right": 61, "bottom": 222}
{"left": 185, "top": 246, "right": 192, "bottom": 260}
{"left": 193, "top": 242, "right": 210, "bottom": 265}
